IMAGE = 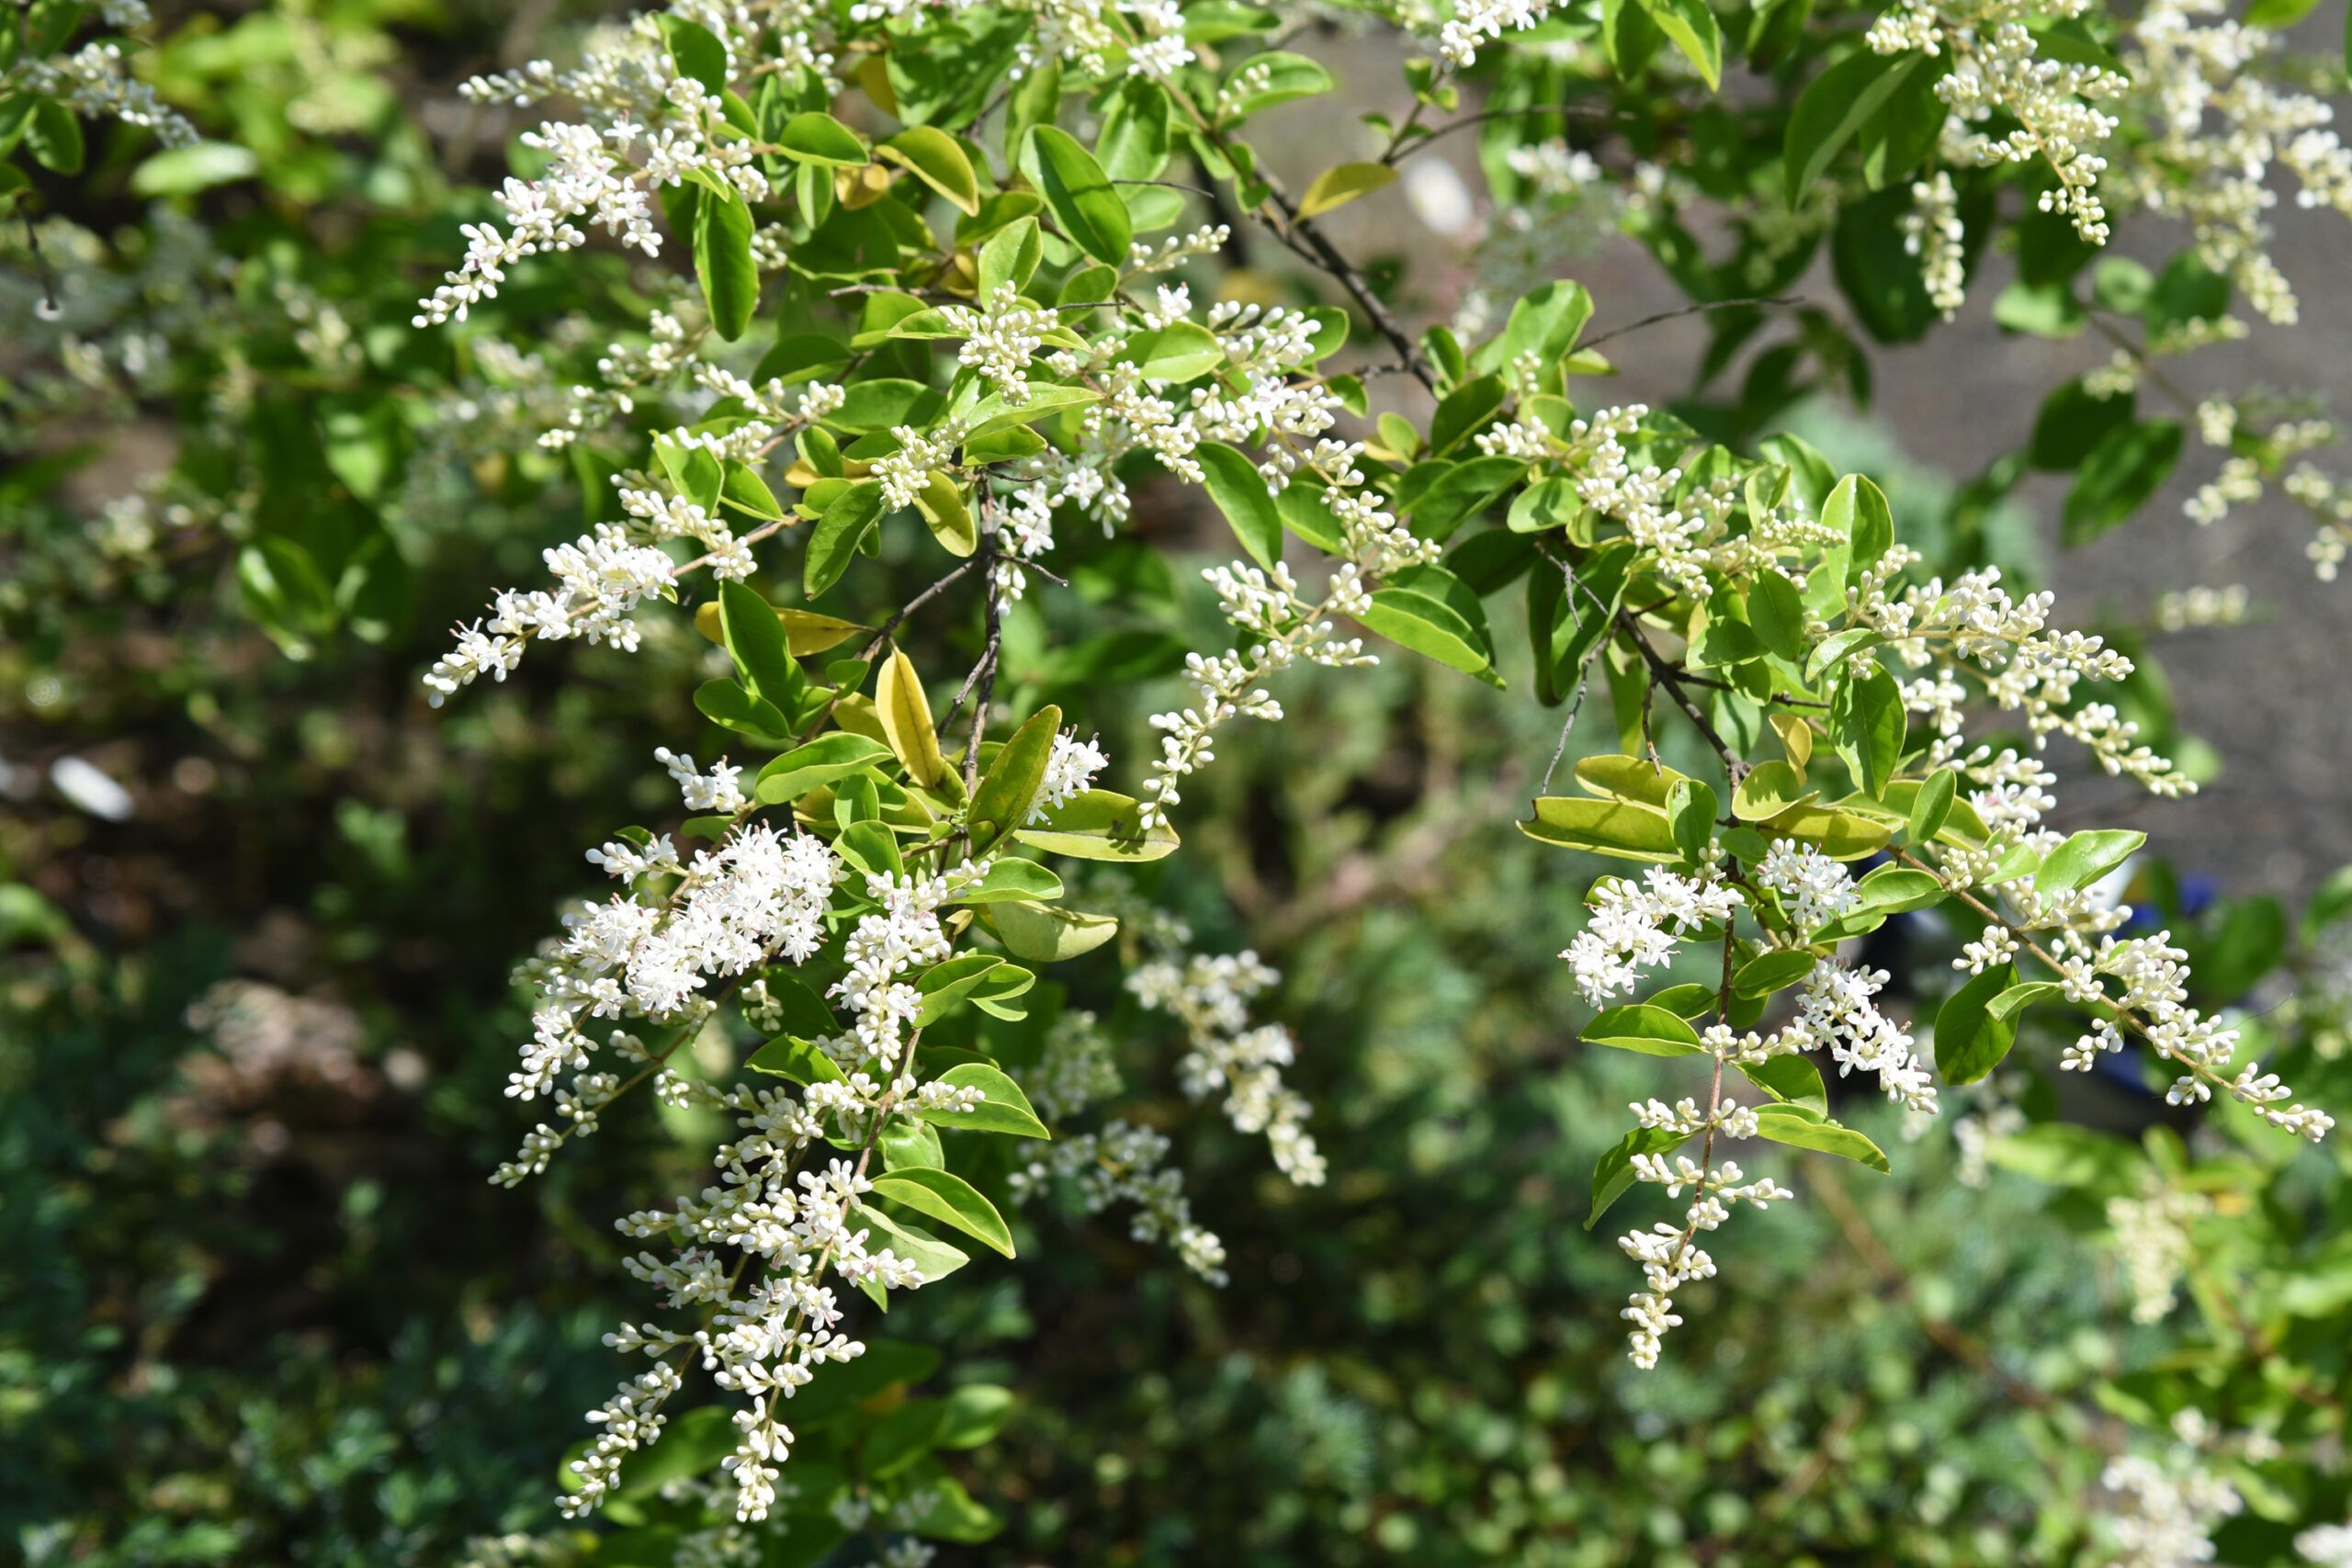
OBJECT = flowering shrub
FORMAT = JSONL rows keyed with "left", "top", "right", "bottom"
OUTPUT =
{"left": 14, "top": 0, "right": 2352, "bottom": 1560}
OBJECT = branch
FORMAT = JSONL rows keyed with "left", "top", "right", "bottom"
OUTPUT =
{"left": 1581, "top": 296, "right": 1808, "bottom": 353}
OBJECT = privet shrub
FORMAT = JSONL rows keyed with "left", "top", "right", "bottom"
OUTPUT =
{"left": 10, "top": 0, "right": 2352, "bottom": 1562}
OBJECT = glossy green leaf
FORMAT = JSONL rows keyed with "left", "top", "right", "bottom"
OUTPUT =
{"left": 1195, "top": 443, "right": 1283, "bottom": 570}
{"left": 1935, "top": 962, "right": 2019, "bottom": 1085}
{"left": 913, "top": 1062, "right": 1051, "bottom": 1138}
{"left": 1015, "top": 789, "right": 1180, "bottom": 861}
{"left": 780, "top": 111, "right": 869, "bottom": 166}
{"left": 2035, "top": 828, "right": 2144, "bottom": 895}
{"left": 1583, "top": 1004, "right": 1704, "bottom": 1055}
{"left": 967, "top": 704, "right": 1061, "bottom": 854}
{"left": 1023, "top": 126, "right": 1130, "bottom": 265}
{"left": 870, "top": 1168, "right": 1014, "bottom": 1257}
{"left": 1752, "top": 1104, "right": 1889, "bottom": 1170}
{"left": 805, "top": 479, "right": 885, "bottom": 598}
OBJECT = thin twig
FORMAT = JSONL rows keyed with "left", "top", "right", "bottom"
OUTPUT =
{"left": 1581, "top": 296, "right": 1808, "bottom": 353}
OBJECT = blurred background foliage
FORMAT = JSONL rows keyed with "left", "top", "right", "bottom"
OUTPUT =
{"left": 6, "top": 2, "right": 2352, "bottom": 1564}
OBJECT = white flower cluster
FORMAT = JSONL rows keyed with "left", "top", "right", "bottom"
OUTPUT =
{"left": 416, "top": 11, "right": 789, "bottom": 327}
{"left": 1617, "top": 1077, "right": 1796, "bottom": 1369}
{"left": 1902, "top": 169, "right": 1968, "bottom": 320}
{"left": 1569, "top": 405, "right": 1749, "bottom": 600}
{"left": 423, "top": 378, "right": 839, "bottom": 704}
{"left": 2099, "top": 1440, "right": 2244, "bottom": 1568}
{"left": 829, "top": 864, "right": 986, "bottom": 1071}
{"left": 1130, "top": 945, "right": 1326, "bottom": 1186}
{"left": 1139, "top": 561, "right": 1374, "bottom": 829}
{"left": 1012, "top": 1118, "right": 1230, "bottom": 1283}
{"left": 1755, "top": 840, "right": 1859, "bottom": 932}
{"left": 2107, "top": 1185, "right": 2210, "bottom": 1324}
{"left": 1030, "top": 730, "right": 1109, "bottom": 822}
{"left": 1436, "top": 0, "right": 1555, "bottom": 70}
{"left": 1561, "top": 866, "right": 1744, "bottom": 1007}
{"left": 935, "top": 284, "right": 1056, "bottom": 406}
{"left": 1868, "top": 0, "right": 2124, "bottom": 243}
{"left": 1782, "top": 961, "right": 1940, "bottom": 1114}
{"left": 1009, "top": 1008, "right": 1229, "bottom": 1280}
{"left": 2302, "top": 1522, "right": 2352, "bottom": 1567}
{"left": 1908, "top": 755, "right": 2332, "bottom": 1140}
{"left": 13, "top": 40, "right": 199, "bottom": 151}
{"left": 2109, "top": 0, "right": 2352, "bottom": 328}
{"left": 1859, "top": 561, "right": 2191, "bottom": 796}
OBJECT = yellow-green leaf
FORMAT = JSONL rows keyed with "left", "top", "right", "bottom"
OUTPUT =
{"left": 1296, "top": 161, "right": 1397, "bottom": 218}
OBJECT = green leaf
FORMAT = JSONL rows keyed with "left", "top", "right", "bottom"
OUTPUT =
{"left": 1216, "top": 51, "right": 1333, "bottom": 117}
{"left": 1988, "top": 979, "right": 2064, "bottom": 1023}
{"left": 1752, "top": 1105, "right": 1889, "bottom": 1171}
{"left": 720, "top": 462, "right": 785, "bottom": 520}
{"left": 718, "top": 580, "right": 801, "bottom": 711}
{"left": 1821, "top": 473, "right": 1894, "bottom": 590}
{"left": 1784, "top": 51, "right": 1921, "bottom": 207}
{"left": 1737, "top": 1055, "right": 1829, "bottom": 1115}
{"left": 746, "top": 1034, "right": 848, "bottom": 1085}
{"left": 1095, "top": 75, "right": 1172, "bottom": 181}
{"left": 1984, "top": 1123, "right": 2138, "bottom": 1193}
{"left": 1646, "top": 983, "right": 1718, "bottom": 1018}
{"left": 1118, "top": 321, "right": 1225, "bottom": 382}
{"left": 1583, "top": 1004, "right": 1704, "bottom": 1056}
{"left": 1589, "top": 1125, "right": 1691, "bottom": 1229}
{"left": 2064, "top": 420, "right": 2182, "bottom": 546}
{"left": 1828, "top": 663, "right": 1905, "bottom": 798}
{"left": 130, "top": 141, "right": 258, "bottom": 197}
{"left": 1733, "top": 761, "right": 1816, "bottom": 821}
{"left": 912, "top": 1062, "right": 1051, "bottom": 1138}
{"left": 914, "top": 471, "right": 977, "bottom": 558}
{"left": 1359, "top": 583, "right": 1501, "bottom": 687}
{"left": 1195, "top": 443, "right": 1283, "bottom": 570}
{"left": 950, "top": 859, "right": 1064, "bottom": 905}
{"left": 1667, "top": 777, "right": 1716, "bottom": 867}
{"left": 859, "top": 1208, "right": 970, "bottom": 1280}
{"left": 1934, "top": 962, "right": 2019, "bottom": 1085}
{"left": 1470, "top": 280, "right": 1593, "bottom": 376}
{"left": 877, "top": 126, "right": 979, "bottom": 215}
{"left": 1023, "top": 126, "right": 1131, "bottom": 265}
{"left": 658, "top": 15, "right": 730, "bottom": 95}
{"left": 978, "top": 217, "right": 1042, "bottom": 297}
{"left": 1015, "top": 789, "right": 1180, "bottom": 861}
{"left": 2030, "top": 379, "right": 2136, "bottom": 472}
{"left": 1521, "top": 796, "right": 1679, "bottom": 863}
{"left": 1806, "top": 626, "right": 1886, "bottom": 680}
{"left": 1634, "top": 0, "right": 1723, "bottom": 89}
{"left": 1752, "top": 804, "right": 1892, "bottom": 861}
{"left": 1407, "top": 456, "right": 1526, "bottom": 541}
{"left": 1906, "top": 768, "right": 1956, "bottom": 845}
{"left": 780, "top": 111, "right": 869, "bottom": 166}
{"left": 26, "top": 97, "right": 82, "bottom": 175}
{"left": 1746, "top": 570, "right": 1807, "bottom": 662}
{"left": 967, "top": 704, "right": 1061, "bottom": 854}
{"left": 864, "top": 1397, "right": 949, "bottom": 1477}
{"left": 986, "top": 899, "right": 1119, "bottom": 962}
{"left": 754, "top": 732, "right": 894, "bottom": 804}
{"left": 2034, "top": 829, "right": 2144, "bottom": 895}
{"left": 1734, "top": 949, "right": 1818, "bottom": 998}
{"left": 1297, "top": 160, "right": 1396, "bottom": 218}
{"left": 806, "top": 479, "right": 884, "bottom": 598}
{"left": 695, "top": 679, "right": 790, "bottom": 743}
{"left": 936, "top": 1383, "right": 1016, "bottom": 1449}
{"left": 879, "top": 1128, "right": 941, "bottom": 1175}
{"left": 870, "top": 1168, "right": 1015, "bottom": 1257}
